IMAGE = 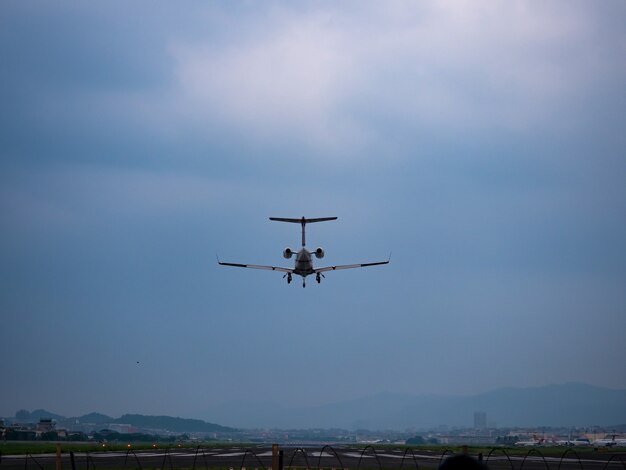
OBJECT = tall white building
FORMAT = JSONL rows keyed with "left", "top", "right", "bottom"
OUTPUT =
{"left": 474, "top": 411, "right": 487, "bottom": 429}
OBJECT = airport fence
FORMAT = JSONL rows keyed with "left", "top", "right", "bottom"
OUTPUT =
{"left": 2, "top": 445, "right": 626, "bottom": 470}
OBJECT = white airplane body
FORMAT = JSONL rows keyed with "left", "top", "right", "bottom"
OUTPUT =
{"left": 593, "top": 437, "right": 626, "bottom": 447}
{"left": 570, "top": 438, "right": 592, "bottom": 446}
{"left": 218, "top": 216, "right": 389, "bottom": 287}
{"left": 515, "top": 439, "right": 543, "bottom": 447}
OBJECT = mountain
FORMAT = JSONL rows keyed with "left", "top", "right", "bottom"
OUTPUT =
{"left": 9, "top": 383, "right": 625, "bottom": 431}
{"left": 389, "top": 383, "right": 626, "bottom": 429}
{"left": 8, "top": 410, "right": 235, "bottom": 434}
{"left": 199, "top": 383, "right": 626, "bottom": 429}
{"left": 75, "top": 412, "right": 114, "bottom": 424}
{"left": 14, "top": 409, "right": 65, "bottom": 422}
{"left": 115, "top": 414, "right": 235, "bottom": 433}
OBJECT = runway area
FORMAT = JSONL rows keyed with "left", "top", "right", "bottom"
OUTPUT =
{"left": 1, "top": 446, "right": 625, "bottom": 470}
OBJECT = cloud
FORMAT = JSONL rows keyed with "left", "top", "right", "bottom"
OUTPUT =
{"left": 4, "top": 1, "right": 623, "bottom": 169}
{"left": 165, "top": 0, "right": 624, "bottom": 160}
{"left": 169, "top": 8, "right": 368, "bottom": 157}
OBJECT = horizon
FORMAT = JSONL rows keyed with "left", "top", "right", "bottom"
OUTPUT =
{"left": 4, "top": 382, "right": 625, "bottom": 430}
{"left": 5, "top": 381, "right": 624, "bottom": 419}
{"left": 1, "top": 1, "right": 625, "bottom": 422}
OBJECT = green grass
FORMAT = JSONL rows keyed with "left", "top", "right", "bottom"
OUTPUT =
{"left": 0, "top": 441, "right": 235, "bottom": 455}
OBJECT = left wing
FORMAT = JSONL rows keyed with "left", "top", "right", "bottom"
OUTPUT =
{"left": 314, "top": 258, "right": 390, "bottom": 274}
{"left": 217, "top": 258, "right": 294, "bottom": 274}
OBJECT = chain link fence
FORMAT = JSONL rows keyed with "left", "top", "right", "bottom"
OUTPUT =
{"left": 2, "top": 445, "right": 625, "bottom": 470}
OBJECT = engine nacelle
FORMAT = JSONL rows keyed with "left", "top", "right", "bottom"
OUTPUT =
{"left": 314, "top": 247, "right": 325, "bottom": 259}
{"left": 283, "top": 247, "right": 293, "bottom": 259}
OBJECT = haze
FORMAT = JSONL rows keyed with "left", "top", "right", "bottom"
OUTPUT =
{"left": 1, "top": 1, "right": 625, "bottom": 423}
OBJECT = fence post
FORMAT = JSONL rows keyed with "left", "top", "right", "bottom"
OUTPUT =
{"left": 56, "top": 443, "right": 62, "bottom": 470}
{"left": 272, "top": 444, "right": 279, "bottom": 470}
{"left": 70, "top": 451, "right": 76, "bottom": 470}
{"left": 278, "top": 450, "right": 283, "bottom": 470}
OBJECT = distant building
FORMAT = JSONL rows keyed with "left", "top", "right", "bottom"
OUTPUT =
{"left": 37, "top": 418, "right": 56, "bottom": 433}
{"left": 474, "top": 411, "right": 487, "bottom": 429}
{"left": 107, "top": 423, "right": 134, "bottom": 434}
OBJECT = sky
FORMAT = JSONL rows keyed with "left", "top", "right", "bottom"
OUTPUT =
{"left": 1, "top": 1, "right": 625, "bottom": 423}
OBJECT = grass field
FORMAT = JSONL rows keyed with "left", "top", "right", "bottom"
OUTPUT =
{"left": 0, "top": 441, "right": 227, "bottom": 455}
{"left": 1, "top": 441, "right": 624, "bottom": 458}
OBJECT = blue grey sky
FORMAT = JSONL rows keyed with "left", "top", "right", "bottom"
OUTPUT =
{"left": 1, "top": 1, "right": 625, "bottom": 421}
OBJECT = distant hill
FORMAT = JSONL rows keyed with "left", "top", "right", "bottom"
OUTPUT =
{"left": 14, "top": 409, "right": 65, "bottom": 423}
{"left": 389, "top": 383, "right": 626, "bottom": 429}
{"left": 9, "top": 410, "right": 235, "bottom": 433}
{"left": 199, "top": 383, "right": 626, "bottom": 429}
{"left": 115, "top": 414, "right": 235, "bottom": 433}
{"left": 75, "top": 412, "right": 114, "bottom": 424}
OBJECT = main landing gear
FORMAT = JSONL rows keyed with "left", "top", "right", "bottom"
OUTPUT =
{"left": 284, "top": 273, "right": 324, "bottom": 287}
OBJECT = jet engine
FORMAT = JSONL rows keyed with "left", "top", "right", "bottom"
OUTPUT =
{"left": 315, "top": 247, "right": 325, "bottom": 259}
{"left": 283, "top": 247, "right": 293, "bottom": 259}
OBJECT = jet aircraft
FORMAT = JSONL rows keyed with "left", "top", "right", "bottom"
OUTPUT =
{"left": 218, "top": 216, "right": 389, "bottom": 287}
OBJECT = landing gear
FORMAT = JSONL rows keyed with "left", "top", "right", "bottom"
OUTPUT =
{"left": 316, "top": 272, "right": 325, "bottom": 284}
{"left": 302, "top": 279, "right": 306, "bottom": 288}
{"left": 284, "top": 273, "right": 292, "bottom": 284}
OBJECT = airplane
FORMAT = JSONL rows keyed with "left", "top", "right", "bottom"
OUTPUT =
{"left": 515, "top": 438, "right": 544, "bottom": 447}
{"left": 217, "top": 216, "right": 389, "bottom": 287}
{"left": 593, "top": 435, "right": 626, "bottom": 447}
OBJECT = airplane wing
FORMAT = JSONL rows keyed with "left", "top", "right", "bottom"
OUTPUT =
{"left": 217, "top": 258, "right": 294, "bottom": 274}
{"left": 314, "top": 258, "right": 390, "bottom": 273}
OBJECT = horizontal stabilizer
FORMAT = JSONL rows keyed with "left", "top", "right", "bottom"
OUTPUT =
{"left": 270, "top": 216, "right": 337, "bottom": 246}
{"left": 270, "top": 217, "right": 337, "bottom": 224}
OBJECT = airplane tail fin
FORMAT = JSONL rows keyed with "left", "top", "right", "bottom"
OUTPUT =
{"left": 269, "top": 216, "right": 337, "bottom": 246}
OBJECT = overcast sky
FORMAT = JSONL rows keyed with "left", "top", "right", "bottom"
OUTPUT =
{"left": 1, "top": 1, "right": 625, "bottom": 422}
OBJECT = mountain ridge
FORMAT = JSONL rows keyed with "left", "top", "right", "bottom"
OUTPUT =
{"left": 6, "top": 410, "right": 235, "bottom": 433}
{"left": 199, "top": 382, "right": 626, "bottom": 429}
{"left": 6, "top": 383, "right": 625, "bottom": 431}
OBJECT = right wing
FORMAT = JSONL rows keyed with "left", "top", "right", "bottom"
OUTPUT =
{"left": 217, "top": 258, "right": 294, "bottom": 274}
{"left": 314, "top": 258, "right": 390, "bottom": 273}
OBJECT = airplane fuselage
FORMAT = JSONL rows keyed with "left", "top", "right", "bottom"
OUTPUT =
{"left": 293, "top": 248, "right": 315, "bottom": 277}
